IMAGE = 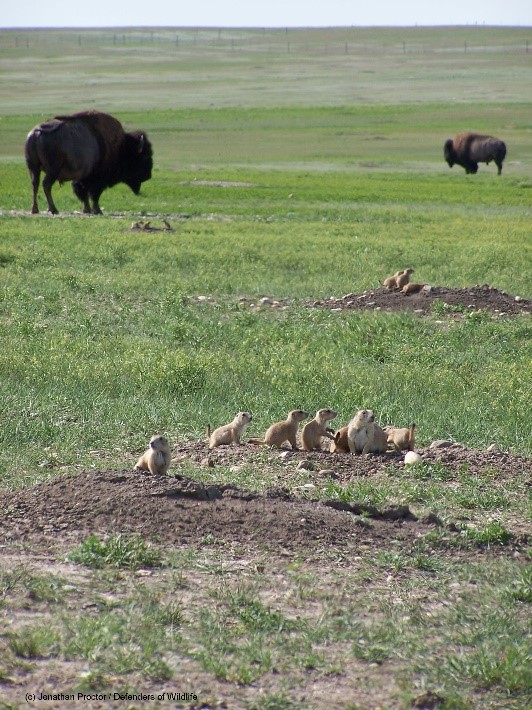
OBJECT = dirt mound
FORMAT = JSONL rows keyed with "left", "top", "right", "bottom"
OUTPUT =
{"left": 1, "top": 443, "right": 529, "bottom": 556}
{"left": 309, "top": 284, "right": 531, "bottom": 315}
{"left": 0, "top": 469, "right": 425, "bottom": 555}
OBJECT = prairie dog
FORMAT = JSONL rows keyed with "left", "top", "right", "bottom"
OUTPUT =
{"left": 402, "top": 282, "right": 425, "bottom": 295}
{"left": 207, "top": 411, "right": 252, "bottom": 449}
{"left": 385, "top": 423, "right": 416, "bottom": 452}
{"left": 248, "top": 409, "right": 309, "bottom": 450}
{"left": 395, "top": 268, "right": 415, "bottom": 290}
{"left": 383, "top": 270, "right": 403, "bottom": 290}
{"left": 347, "top": 409, "right": 387, "bottom": 455}
{"left": 135, "top": 435, "right": 171, "bottom": 476}
{"left": 301, "top": 408, "right": 337, "bottom": 451}
{"left": 330, "top": 425, "right": 349, "bottom": 453}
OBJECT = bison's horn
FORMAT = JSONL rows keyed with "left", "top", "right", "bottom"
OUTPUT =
{"left": 138, "top": 133, "right": 145, "bottom": 153}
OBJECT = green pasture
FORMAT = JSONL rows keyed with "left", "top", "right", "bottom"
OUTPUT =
{"left": 0, "top": 26, "right": 531, "bottom": 482}
{"left": 0, "top": 171, "right": 531, "bottom": 483}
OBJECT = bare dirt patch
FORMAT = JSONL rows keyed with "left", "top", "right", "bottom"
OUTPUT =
{"left": 0, "top": 467, "right": 424, "bottom": 557}
{"left": 309, "top": 284, "right": 531, "bottom": 316}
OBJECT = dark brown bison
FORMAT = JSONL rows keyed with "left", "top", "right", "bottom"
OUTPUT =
{"left": 443, "top": 132, "right": 506, "bottom": 175}
{"left": 25, "top": 110, "right": 153, "bottom": 214}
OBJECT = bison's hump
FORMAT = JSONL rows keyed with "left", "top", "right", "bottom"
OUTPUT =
{"left": 32, "top": 118, "right": 63, "bottom": 135}
{"left": 55, "top": 111, "right": 125, "bottom": 154}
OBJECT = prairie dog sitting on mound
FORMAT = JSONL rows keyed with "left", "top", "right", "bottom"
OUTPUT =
{"left": 385, "top": 423, "right": 416, "bottom": 452}
{"left": 249, "top": 409, "right": 309, "bottom": 450}
{"left": 208, "top": 411, "right": 252, "bottom": 449}
{"left": 347, "top": 409, "right": 387, "bottom": 455}
{"left": 135, "top": 435, "right": 171, "bottom": 476}
{"left": 402, "top": 282, "right": 425, "bottom": 295}
{"left": 330, "top": 425, "right": 350, "bottom": 453}
{"left": 301, "top": 408, "right": 337, "bottom": 451}
{"left": 395, "top": 268, "right": 415, "bottom": 290}
{"left": 383, "top": 270, "right": 403, "bottom": 290}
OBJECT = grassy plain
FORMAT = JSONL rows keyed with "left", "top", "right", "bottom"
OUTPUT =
{"left": 0, "top": 25, "right": 531, "bottom": 710}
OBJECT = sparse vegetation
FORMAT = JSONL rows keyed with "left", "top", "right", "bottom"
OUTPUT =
{"left": 68, "top": 534, "right": 164, "bottom": 569}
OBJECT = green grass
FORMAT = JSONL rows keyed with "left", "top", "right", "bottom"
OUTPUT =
{"left": 0, "top": 196, "right": 530, "bottom": 483}
{"left": 67, "top": 534, "right": 164, "bottom": 569}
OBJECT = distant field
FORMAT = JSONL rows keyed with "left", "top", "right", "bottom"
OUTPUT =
{"left": 1, "top": 26, "right": 531, "bottom": 172}
{"left": 1, "top": 26, "right": 531, "bottom": 113}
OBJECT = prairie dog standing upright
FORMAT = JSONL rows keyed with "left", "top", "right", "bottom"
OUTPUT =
{"left": 347, "top": 409, "right": 387, "bottom": 455}
{"left": 207, "top": 411, "right": 252, "bottom": 449}
{"left": 385, "top": 423, "right": 416, "bottom": 452}
{"left": 301, "top": 408, "right": 337, "bottom": 451}
{"left": 135, "top": 435, "right": 171, "bottom": 476}
{"left": 248, "top": 409, "right": 309, "bottom": 450}
{"left": 395, "top": 268, "right": 415, "bottom": 290}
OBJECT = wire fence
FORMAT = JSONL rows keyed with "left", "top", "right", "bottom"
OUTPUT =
{"left": 0, "top": 28, "right": 530, "bottom": 55}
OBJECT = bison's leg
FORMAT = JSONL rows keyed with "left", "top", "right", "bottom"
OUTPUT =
{"left": 29, "top": 168, "right": 40, "bottom": 214}
{"left": 72, "top": 182, "right": 92, "bottom": 214}
{"left": 90, "top": 196, "right": 103, "bottom": 215}
{"left": 42, "top": 173, "right": 59, "bottom": 214}
{"left": 496, "top": 160, "right": 503, "bottom": 175}
{"left": 73, "top": 181, "right": 103, "bottom": 215}
{"left": 89, "top": 186, "right": 104, "bottom": 215}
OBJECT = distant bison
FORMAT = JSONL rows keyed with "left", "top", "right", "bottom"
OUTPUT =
{"left": 25, "top": 110, "right": 153, "bottom": 214}
{"left": 443, "top": 132, "right": 506, "bottom": 175}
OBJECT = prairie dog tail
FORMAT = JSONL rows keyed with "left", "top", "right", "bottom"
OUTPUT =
{"left": 248, "top": 437, "right": 268, "bottom": 446}
{"left": 408, "top": 423, "right": 416, "bottom": 445}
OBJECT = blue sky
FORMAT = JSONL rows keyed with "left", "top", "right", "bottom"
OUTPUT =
{"left": 2, "top": 0, "right": 531, "bottom": 28}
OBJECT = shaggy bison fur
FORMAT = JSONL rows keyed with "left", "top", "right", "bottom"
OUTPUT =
{"left": 443, "top": 132, "right": 506, "bottom": 175}
{"left": 25, "top": 110, "right": 153, "bottom": 214}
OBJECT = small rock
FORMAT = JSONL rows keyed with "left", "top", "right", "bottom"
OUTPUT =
{"left": 197, "top": 295, "right": 209, "bottom": 301}
{"left": 297, "top": 460, "right": 315, "bottom": 471}
{"left": 421, "top": 285, "right": 432, "bottom": 293}
{"left": 278, "top": 451, "right": 292, "bottom": 460}
{"left": 486, "top": 443, "right": 500, "bottom": 453}
{"left": 404, "top": 451, "right": 422, "bottom": 465}
{"left": 200, "top": 457, "right": 215, "bottom": 468}
{"left": 429, "top": 440, "right": 455, "bottom": 450}
{"left": 318, "top": 469, "right": 334, "bottom": 476}
{"left": 330, "top": 308, "right": 342, "bottom": 313}
{"left": 515, "top": 295, "right": 522, "bottom": 302}
{"left": 259, "top": 297, "right": 273, "bottom": 306}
